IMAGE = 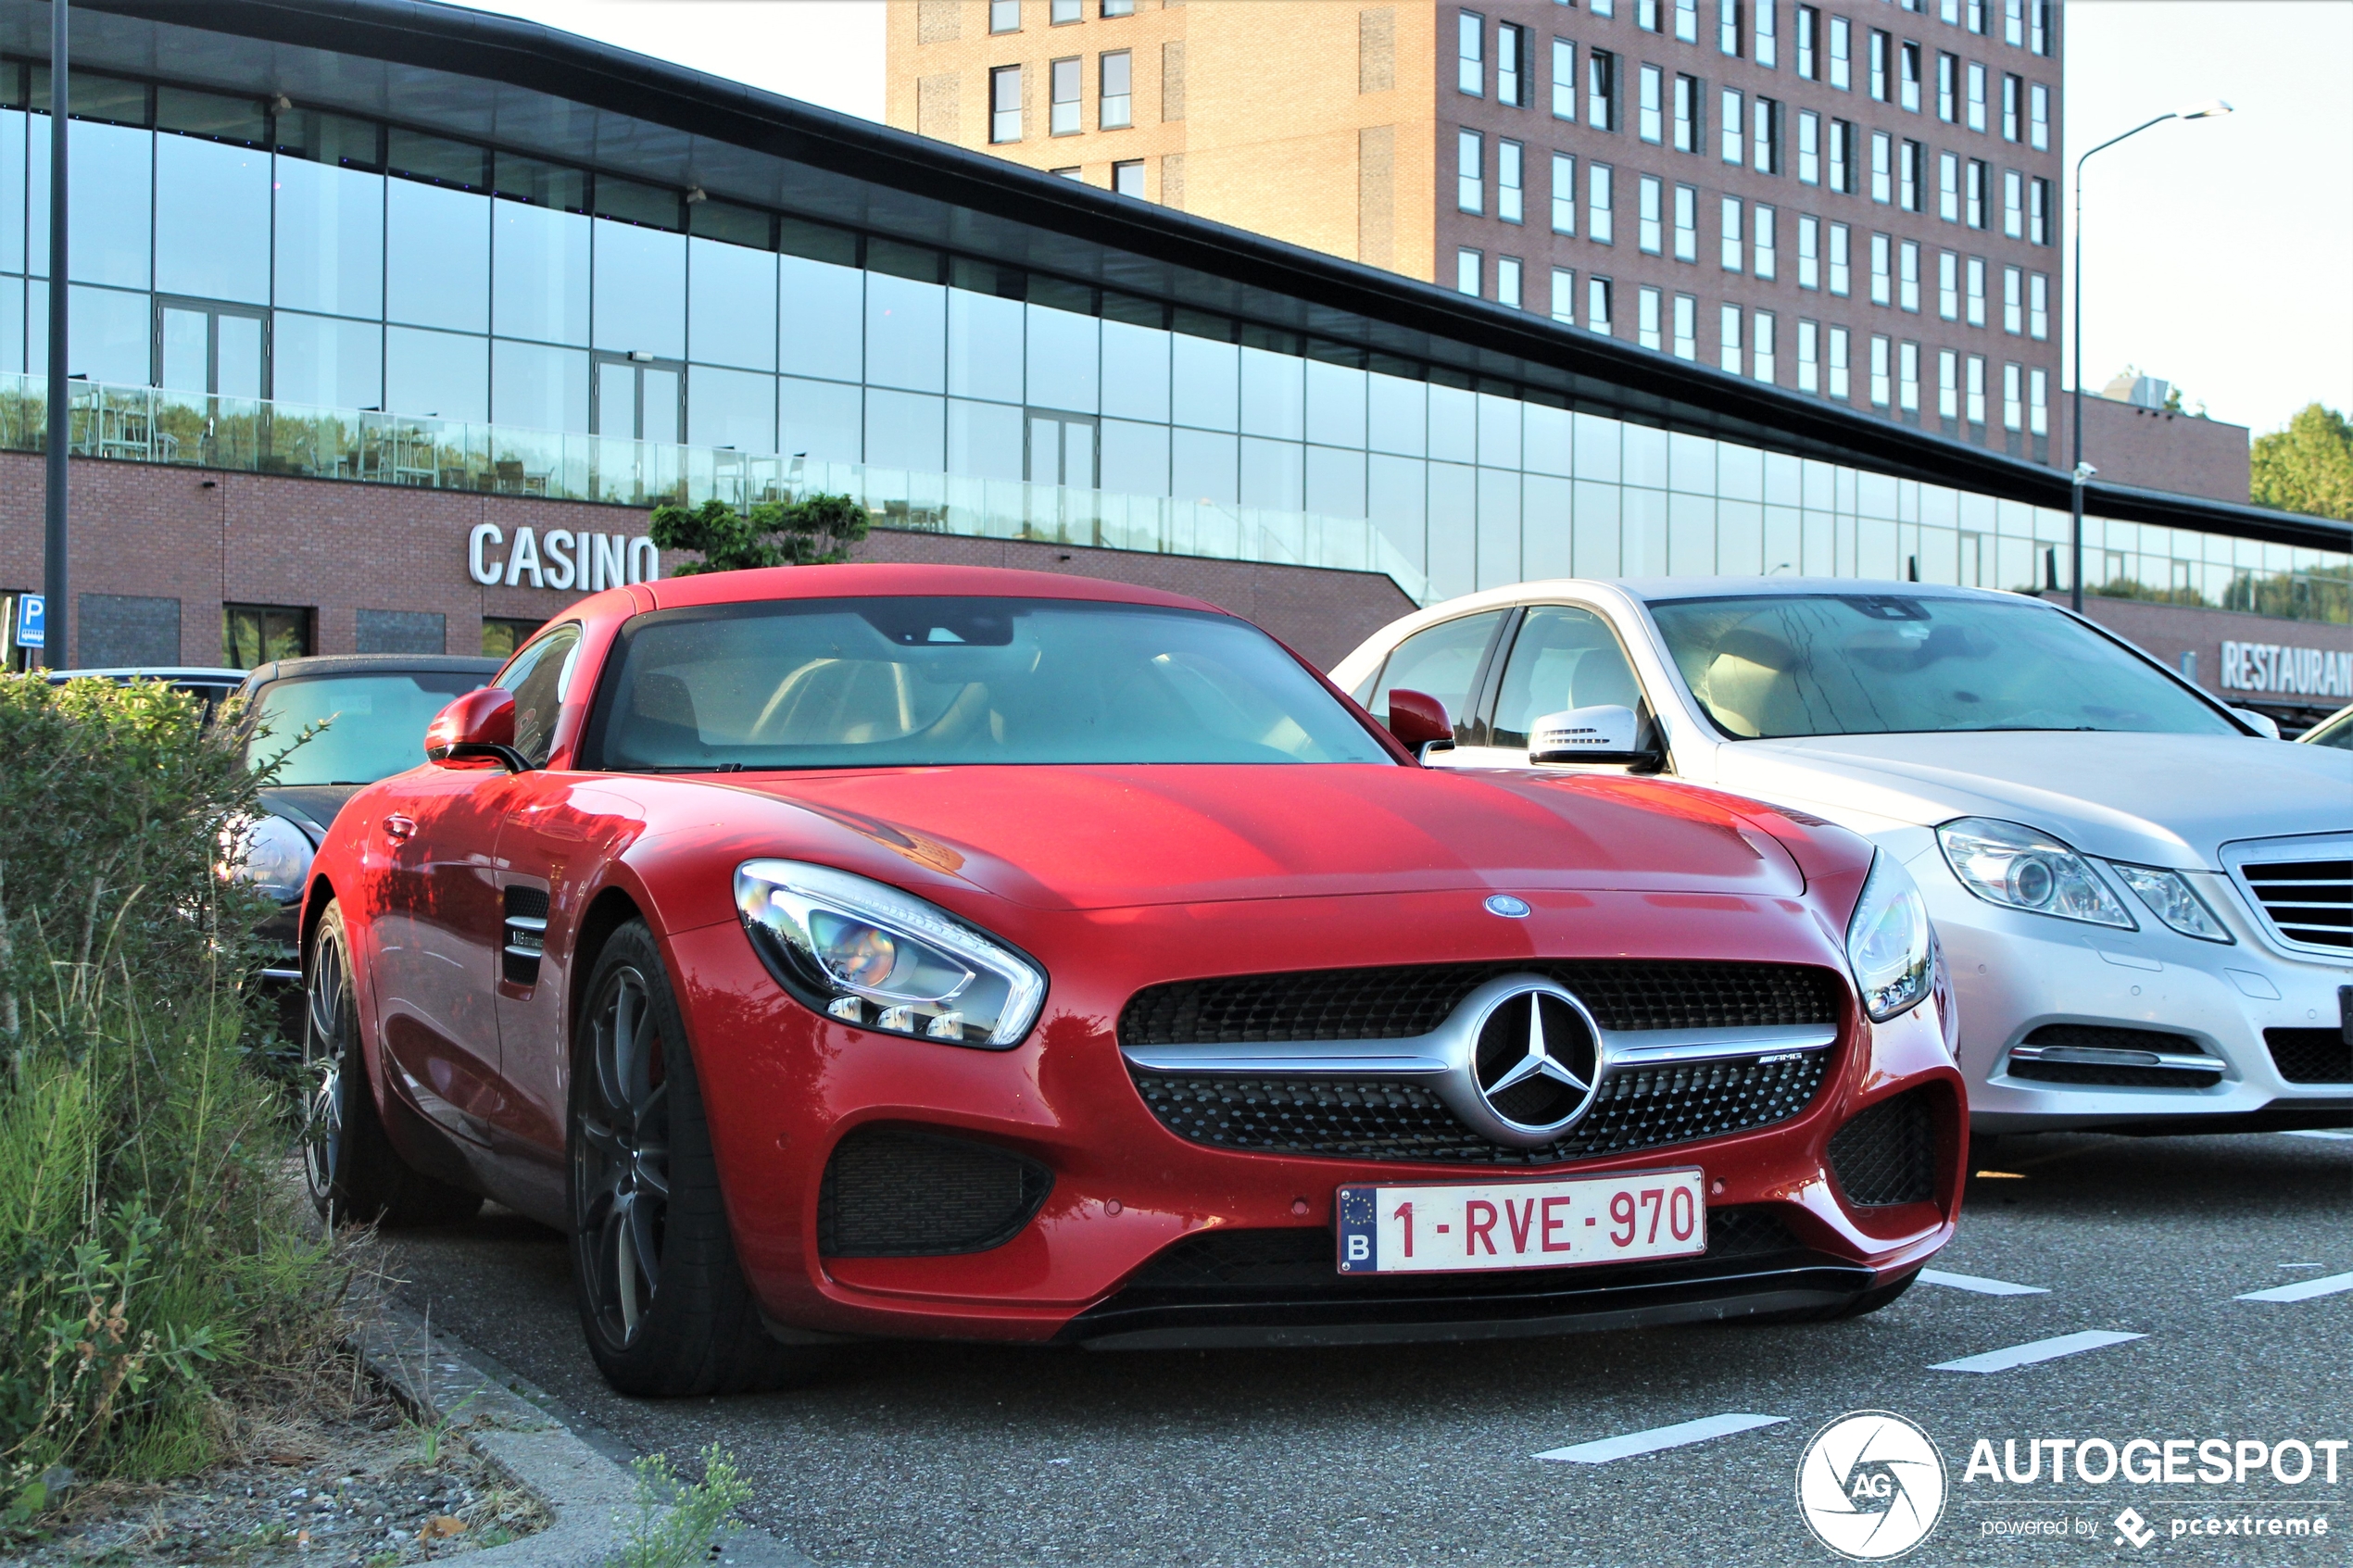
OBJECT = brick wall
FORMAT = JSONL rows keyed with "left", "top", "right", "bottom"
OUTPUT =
{"left": 2056, "top": 397, "right": 2251, "bottom": 505}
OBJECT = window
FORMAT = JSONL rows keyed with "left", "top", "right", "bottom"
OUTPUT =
{"left": 1674, "top": 182, "right": 1699, "bottom": 261}
{"left": 1722, "top": 87, "right": 1745, "bottom": 163}
{"left": 1798, "top": 319, "right": 1819, "bottom": 390}
{"left": 1966, "top": 61, "right": 1986, "bottom": 132}
{"left": 1500, "top": 139, "right": 1525, "bottom": 221}
{"left": 1939, "top": 349, "right": 1958, "bottom": 420}
{"left": 1829, "top": 119, "right": 1855, "bottom": 192}
{"left": 1639, "top": 284, "right": 1664, "bottom": 349}
{"left": 2002, "top": 168, "right": 2022, "bottom": 237}
{"left": 2003, "top": 360, "right": 2022, "bottom": 431}
{"left": 1050, "top": 165, "right": 1084, "bottom": 180}
{"left": 1754, "top": 96, "right": 1781, "bottom": 170}
{"left": 1755, "top": 204, "right": 1778, "bottom": 277}
{"left": 1754, "top": 308, "right": 1777, "bottom": 381}
{"left": 1101, "top": 50, "right": 1133, "bottom": 128}
{"left": 1828, "top": 15, "right": 1851, "bottom": 90}
{"left": 1720, "top": 303, "right": 1743, "bottom": 370}
{"left": 1458, "top": 130, "right": 1485, "bottom": 212}
{"left": 1103, "top": 0, "right": 1135, "bottom": 13}
{"left": 1869, "top": 231, "right": 1891, "bottom": 304}
{"left": 2029, "top": 366, "right": 2048, "bottom": 436}
{"left": 2029, "top": 270, "right": 2048, "bottom": 339}
{"left": 1899, "top": 340, "right": 1919, "bottom": 412}
{"left": 1051, "top": 56, "right": 1082, "bottom": 134}
{"left": 1968, "top": 0, "right": 1984, "bottom": 32}
{"left": 2002, "top": 264, "right": 2021, "bottom": 332}
{"left": 2029, "top": 82, "right": 2049, "bottom": 149}
{"left": 1552, "top": 152, "right": 1578, "bottom": 232}
{"left": 1966, "top": 255, "right": 1985, "bottom": 325}
{"left": 1869, "top": 333, "right": 1891, "bottom": 406}
{"left": 1498, "top": 22, "right": 1530, "bottom": 105}
{"left": 1640, "top": 64, "right": 1665, "bottom": 143}
{"left": 2004, "top": 0, "right": 2023, "bottom": 46}
{"left": 990, "top": 66, "right": 1023, "bottom": 142}
{"left": 2002, "top": 72, "right": 2021, "bottom": 140}
{"left": 1590, "top": 163, "right": 1617, "bottom": 242}
{"left": 1796, "top": 4, "right": 1818, "bottom": 78}
{"left": 1676, "top": 0, "right": 1700, "bottom": 43}
{"left": 1589, "top": 275, "right": 1616, "bottom": 333}
{"left": 1828, "top": 323, "right": 1851, "bottom": 397}
{"left": 1460, "top": 11, "right": 1486, "bottom": 95}
{"left": 1900, "top": 41, "right": 1922, "bottom": 112}
{"left": 1674, "top": 73, "right": 1702, "bottom": 153}
{"left": 1051, "top": 0, "right": 1080, "bottom": 21}
{"left": 1939, "top": 151, "right": 1959, "bottom": 220}
{"left": 1499, "top": 255, "right": 1524, "bottom": 307}
{"left": 1553, "top": 38, "right": 1579, "bottom": 119}
{"left": 2029, "top": 177, "right": 2050, "bottom": 245}
{"left": 1870, "top": 130, "right": 1893, "bottom": 202}
{"left": 1899, "top": 238, "right": 1919, "bottom": 310}
{"left": 1966, "top": 352, "right": 1986, "bottom": 424}
{"left": 1594, "top": 0, "right": 1617, "bottom": 15}
{"left": 1938, "top": 249, "right": 1958, "bottom": 318}
{"left": 1113, "top": 159, "right": 1145, "bottom": 196}
{"left": 1639, "top": 173, "right": 1665, "bottom": 252}
{"left": 1938, "top": 53, "right": 1958, "bottom": 120}
{"left": 224, "top": 604, "right": 314, "bottom": 668}
{"left": 1798, "top": 212, "right": 1820, "bottom": 287}
{"left": 1721, "top": 195, "right": 1743, "bottom": 269}
{"left": 1457, "top": 246, "right": 1482, "bottom": 295}
{"left": 1828, "top": 220, "right": 1850, "bottom": 294}
{"left": 1552, "top": 266, "right": 1577, "bottom": 323}
{"left": 1869, "top": 29, "right": 1890, "bottom": 100}
{"left": 1756, "top": 0, "right": 1779, "bottom": 67}
{"left": 1895, "top": 140, "right": 1920, "bottom": 209}
{"left": 2030, "top": 0, "right": 2047, "bottom": 55}
{"left": 1966, "top": 157, "right": 1987, "bottom": 227}
{"left": 1639, "top": 0, "right": 1662, "bottom": 28}
{"left": 1589, "top": 49, "right": 1619, "bottom": 129}
{"left": 991, "top": 0, "right": 1020, "bottom": 32}
{"left": 1673, "top": 293, "right": 1698, "bottom": 358}
{"left": 1798, "top": 108, "right": 1820, "bottom": 182}
{"left": 1720, "top": 0, "right": 1743, "bottom": 54}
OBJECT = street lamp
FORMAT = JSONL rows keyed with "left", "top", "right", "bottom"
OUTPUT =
{"left": 2070, "top": 98, "right": 2233, "bottom": 612}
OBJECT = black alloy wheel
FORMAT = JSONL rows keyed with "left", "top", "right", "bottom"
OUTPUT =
{"left": 575, "top": 960, "right": 673, "bottom": 1351}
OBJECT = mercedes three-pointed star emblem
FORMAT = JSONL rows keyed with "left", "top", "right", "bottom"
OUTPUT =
{"left": 1458, "top": 979, "right": 1605, "bottom": 1142}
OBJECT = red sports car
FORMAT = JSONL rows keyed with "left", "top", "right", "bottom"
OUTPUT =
{"left": 299, "top": 564, "right": 1963, "bottom": 1396}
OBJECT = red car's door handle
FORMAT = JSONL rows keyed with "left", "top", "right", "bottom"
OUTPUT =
{"left": 383, "top": 814, "right": 418, "bottom": 844}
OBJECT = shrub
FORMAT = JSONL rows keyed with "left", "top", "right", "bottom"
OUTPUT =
{"left": 647, "top": 493, "right": 871, "bottom": 574}
{"left": 0, "top": 675, "right": 342, "bottom": 1489}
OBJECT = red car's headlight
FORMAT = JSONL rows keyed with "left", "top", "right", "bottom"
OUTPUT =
{"left": 732, "top": 859, "right": 1047, "bottom": 1048}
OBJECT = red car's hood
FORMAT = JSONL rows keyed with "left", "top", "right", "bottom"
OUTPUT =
{"left": 714, "top": 765, "right": 1806, "bottom": 911}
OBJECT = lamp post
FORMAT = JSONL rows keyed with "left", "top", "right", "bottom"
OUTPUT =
{"left": 39, "top": 0, "right": 67, "bottom": 670}
{"left": 2069, "top": 98, "right": 2232, "bottom": 613}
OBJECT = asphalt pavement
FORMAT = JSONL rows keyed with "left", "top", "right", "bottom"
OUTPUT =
{"left": 388, "top": 1131, "right": 2353, "bottom": 1568}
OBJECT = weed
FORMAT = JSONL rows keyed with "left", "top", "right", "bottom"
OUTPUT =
{"left": 608, "top": 1445, "right": 752, "bottom": 1568}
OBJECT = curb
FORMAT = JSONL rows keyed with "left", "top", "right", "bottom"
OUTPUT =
{"left": 357, "top": 1302, "right": 815, "bottom": 1568}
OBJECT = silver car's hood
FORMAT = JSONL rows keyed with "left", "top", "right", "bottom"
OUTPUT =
{"left": 1706, "top": 730, "right": 2353, "bottom": 867}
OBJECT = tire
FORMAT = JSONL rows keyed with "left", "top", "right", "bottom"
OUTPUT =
{"left": 568, "top": 922, "right": 822, "bottom": 1398}
{"left": 303, "top": 901, "right": 483, "bottom": 1228}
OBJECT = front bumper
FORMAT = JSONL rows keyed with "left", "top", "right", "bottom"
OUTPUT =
{"left": 664, "top": 888, "right": 1966, "bottom": 1344}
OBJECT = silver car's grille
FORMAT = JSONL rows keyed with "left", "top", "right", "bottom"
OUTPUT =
{"left": 2239, "top": 858, "right": 2353, "bottom": 953}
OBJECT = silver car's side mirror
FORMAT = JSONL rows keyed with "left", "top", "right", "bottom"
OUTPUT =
{"left": 1529, "top": 704, "right": 1650, "bottom": 765}
{"left": 2230, "top": 708, "right": 2282, "bottom": 740}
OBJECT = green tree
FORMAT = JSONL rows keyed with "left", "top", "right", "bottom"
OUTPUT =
{"left": 645, "top": 493, "right": 871, "bottom": 575}
{"left": 2250, "top": 403, "right": 2353, "bottom": 521}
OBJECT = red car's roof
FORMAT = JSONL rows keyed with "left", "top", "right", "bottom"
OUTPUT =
{"left": 635, "top": 562, "right": 1225, "bottom": 617}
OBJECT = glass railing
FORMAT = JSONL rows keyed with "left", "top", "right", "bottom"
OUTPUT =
{"left": 0, "top": 374, "right": 1431, "bottom": 603}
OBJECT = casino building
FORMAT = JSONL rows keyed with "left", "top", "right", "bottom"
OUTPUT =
{"left": 0, "top": 0, "right": 2345, "bottom": 725}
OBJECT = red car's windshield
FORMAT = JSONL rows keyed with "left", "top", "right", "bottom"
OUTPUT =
{"left": 581, "top": 596, "right": 1395, "bottom": 770}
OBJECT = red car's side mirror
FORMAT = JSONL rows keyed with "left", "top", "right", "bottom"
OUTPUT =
{"left": 425, "top": 687, "right": 527, "bottom": 772}
{"left": 1384, "top": 688, "right": 1454, "bottom": 759}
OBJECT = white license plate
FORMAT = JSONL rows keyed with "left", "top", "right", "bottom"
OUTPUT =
{"left": 1334, "top": 1168, "right": 1708, "bottom": 1274}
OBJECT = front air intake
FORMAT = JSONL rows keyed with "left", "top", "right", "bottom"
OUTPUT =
{"left": 1826, "top": 1088, "right": 1940, "bottom": 1207}
{"left": 816, "top": 1126, "right": 1051, "bottom": 1259}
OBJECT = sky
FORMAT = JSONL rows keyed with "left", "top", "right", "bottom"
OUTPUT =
{"left": 469, "top": 0, "right": 2353, "bottom": 438}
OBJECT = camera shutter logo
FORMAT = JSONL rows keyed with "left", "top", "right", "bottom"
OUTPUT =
{"left": 1795, "top": 1411, "right": 1947, "bottom": 1560}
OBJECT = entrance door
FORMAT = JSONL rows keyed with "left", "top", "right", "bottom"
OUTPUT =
{"left": 1026, "top": 411, "right": 1096, "bottom": 489}
{"left": 593, "top": 353, "right": 686, "bottom": 444}
{"left": 156, "top": 296, "right": 268, "bottom": 399}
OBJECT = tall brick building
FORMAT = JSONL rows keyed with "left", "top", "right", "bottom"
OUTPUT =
{"left": 888, "top": 0, "right": 2066, "bottom": 464}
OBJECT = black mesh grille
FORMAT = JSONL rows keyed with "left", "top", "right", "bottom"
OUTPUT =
{"left": 1827, "top": 1089, "right": 1940, "bottom": 1207}
{"left": 816, "top": 1127, "right": 1051, "bottom": 1258}
{"left": 1119, "top": 960, "right": 1843, "bottom": 1046}
{"left": 2267, "top": 1028, "right": 2353, "bottom": 1085}
{"left": 1114, "top": 1205, "right": 1805, "bottom": 1301}
{"left": 1130, "top": 1052, "right": 1831, "bottom": 1166}
{"left": 2007, "top": 1024, "right": 2224, "bottom": 1089}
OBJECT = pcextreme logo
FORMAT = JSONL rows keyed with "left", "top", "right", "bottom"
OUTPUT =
{"left": 1797, "top": 1411, "right": 1949, "bottom": 1561}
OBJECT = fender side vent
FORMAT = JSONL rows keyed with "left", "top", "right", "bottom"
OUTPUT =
{"left": 502, "top": 885, "right": 549, "bottom": 987}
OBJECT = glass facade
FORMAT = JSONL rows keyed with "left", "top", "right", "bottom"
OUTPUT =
{"left": 0, "top": 60, "right": 2344, "bottom": 622}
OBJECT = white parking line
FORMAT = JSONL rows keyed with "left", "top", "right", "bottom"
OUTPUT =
{"left": 1536, "top": 1412, "right": 1789, "bottom": 1464}
{"left": 2236, "top": 1271, "right": 2353, "bottom": 1304}
{"left": 2282, "top": 1129, "right": 2353, "bottom": 1141}
{"left": 1919, "top": 1269, "right": 2050, "bottom": 1297}
{"left": 1931, "top": 1330, "right": 2145, "bottom": 1374}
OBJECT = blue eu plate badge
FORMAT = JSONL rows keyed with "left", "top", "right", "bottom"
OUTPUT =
{"left": 1336, "top": 1186, "right": 1379, "bottom": 1273}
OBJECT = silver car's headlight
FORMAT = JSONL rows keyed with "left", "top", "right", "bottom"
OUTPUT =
{"left": 221, "top": 812, "right": 314, "bottom": 904}
{"left": 1935, "top": 817, "right": 2134, "bottom": 930}
{"left": 1846, "top": 851, "right": 1934, "bottom": 1022}
{"left": 2109, "top": 864, "right": 2233, "bottom": 943}
{"left": 733, "top": 859, "right": 1046, "bottom": 1048}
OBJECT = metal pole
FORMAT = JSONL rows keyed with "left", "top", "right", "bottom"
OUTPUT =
{"left": 40, "top": 0, "right": 69, "bottom": 671}
{"left": 2069, "top": 155, "right": 2083, "bottom": 612}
